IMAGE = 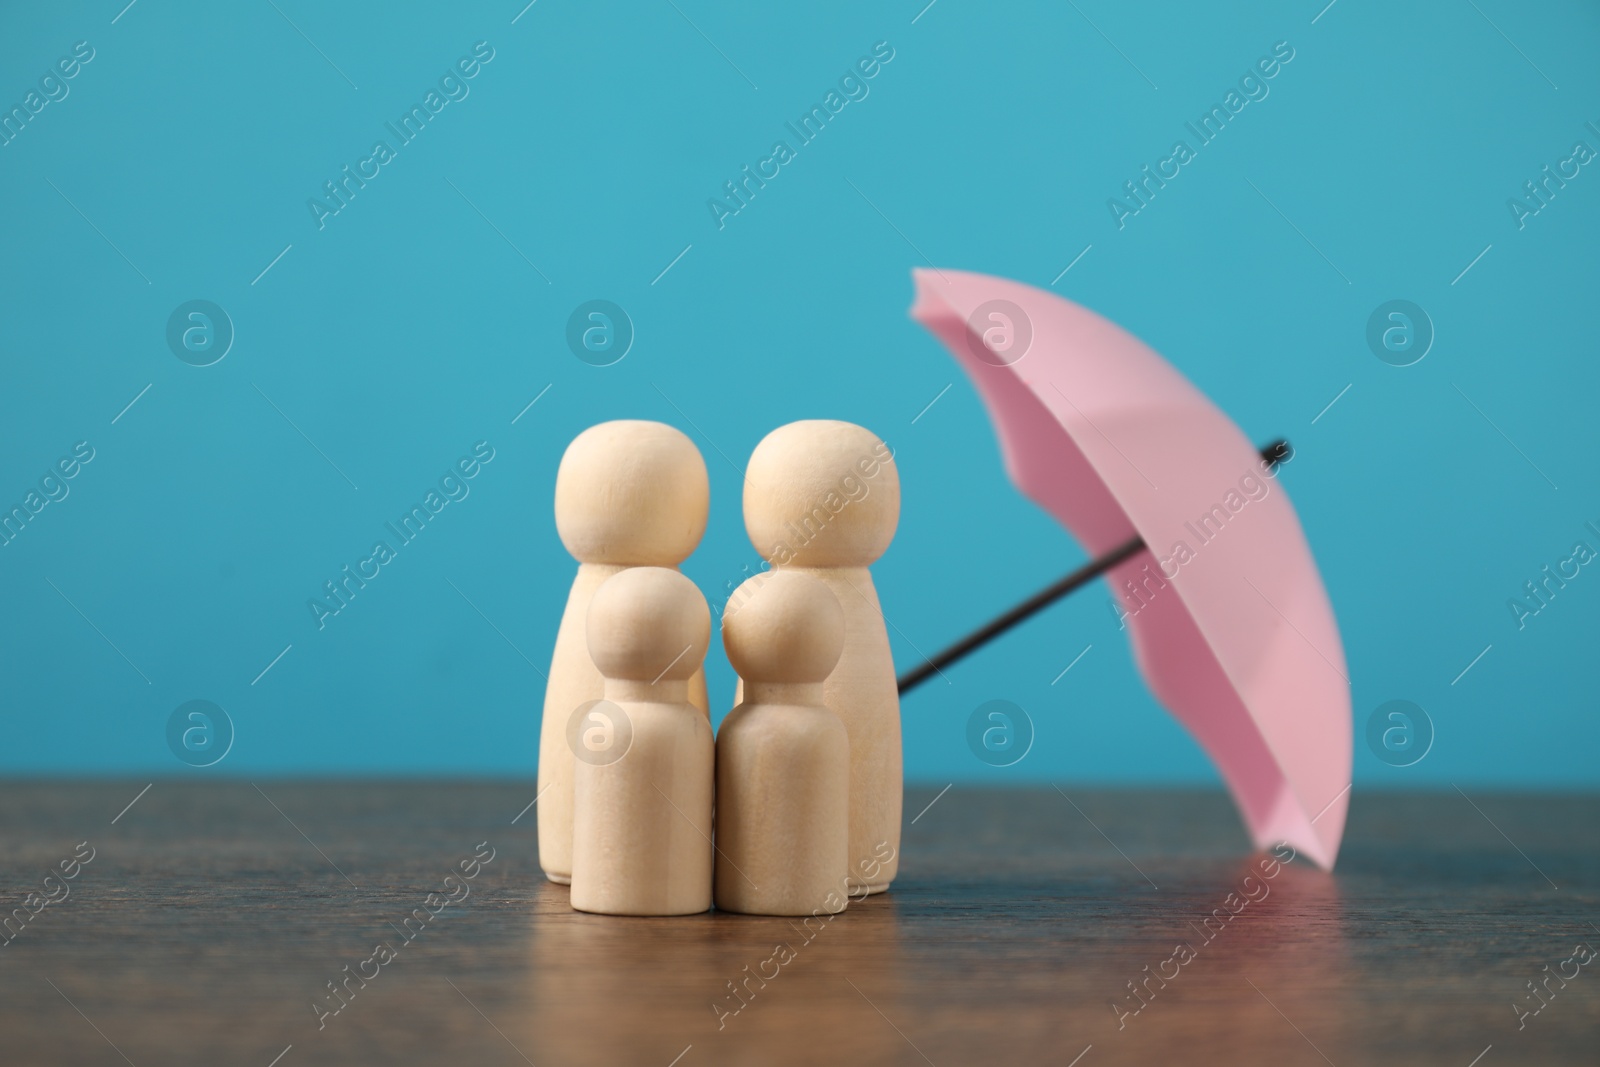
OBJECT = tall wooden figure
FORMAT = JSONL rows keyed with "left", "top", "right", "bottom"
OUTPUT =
{"left": 539, "top": 421, "right": 710, "bottom": 885}
{"left": 741, "top": 420, "right": 901, "bottom": 895}
{"left": 717, "top": 570, "right": 850, "bottom": 916}
{"left": 570, "top": 567, "right": 714, "bottom": 916}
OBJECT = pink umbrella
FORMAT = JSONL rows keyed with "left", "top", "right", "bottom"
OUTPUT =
{"left": 906, "top": 268, "right": 1351, "bottom": 870}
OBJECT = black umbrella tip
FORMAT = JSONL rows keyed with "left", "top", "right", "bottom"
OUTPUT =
{"left": 1260, "top": 438, "right": 1292, "bottom": 469}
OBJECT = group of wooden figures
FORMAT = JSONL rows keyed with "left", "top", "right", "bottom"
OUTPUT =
{"left": 537, "top": 419, "right": 903, "bottom": 916}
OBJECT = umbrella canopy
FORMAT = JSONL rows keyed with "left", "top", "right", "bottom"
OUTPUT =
{"left": 910, "top": 268, "right": 1351, "bottom": 869}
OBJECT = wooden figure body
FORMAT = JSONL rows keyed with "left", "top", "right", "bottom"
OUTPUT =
{"left": 717, "top": 570, "right": 850, "bottom": 916}
{"left": 740, "top": 420, "right": 901, "bottom": 895}
{"left": 539, "top": 421, "right": 710, "bottom": 885}
{"left": 570, "top": 567, "right": 714, "bottom": 916}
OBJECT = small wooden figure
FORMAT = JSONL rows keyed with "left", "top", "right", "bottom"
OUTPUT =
{"left": 741, "top": 420, "right": 902, "bottom": 894}
{"left": 717, "top": 570, "right": 850, "bottom": 916}
{"left": 570, "top": 566, "right": 714, "bottom": 916}
{"left": 539, "top": 421, "right": 711, "bottom": 885}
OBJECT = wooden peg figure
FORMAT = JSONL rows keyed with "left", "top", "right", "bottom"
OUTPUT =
{"left": 717, "top": 570, "right": 850, "bottom": 916}
{"left": 741, "top": 420, "right": 901, "bottom": 895}
{"left": 539, "top": 421, "right": 711, "bottom": 885}
{"left": 570, "top": 566, "right": 714, "bottom": 916}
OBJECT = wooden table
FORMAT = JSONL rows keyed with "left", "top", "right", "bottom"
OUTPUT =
{"left": 1, "top": 782, "right": 1595, "bottom": 1065}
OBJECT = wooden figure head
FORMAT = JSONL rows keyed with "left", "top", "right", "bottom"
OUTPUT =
{"left": 743, "top": 420, "right": 899, "bottom": 569}
{"left": 555, "top": 421, "right": 709, "bottom": 566}
{"left": 586, "top": 566, "right": 710, "bottom": 683}
{"left": 722, "top": 570, "right": 845, "bottom": 685}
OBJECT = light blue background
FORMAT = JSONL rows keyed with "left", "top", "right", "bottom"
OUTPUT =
{"left": 2, "top": 0, "right": 1595, "bottom": 787}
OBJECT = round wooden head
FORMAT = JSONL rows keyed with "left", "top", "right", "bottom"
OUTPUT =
{"left": 722, "top": 570, "right": 844, "bottom": 685}
{"left": 586, "top": 567, "right": 710, "bottom": 683}
{"left": 743, "top": 420, "right": 899, "bottom": 568}
{"left": 555, "top": 421, "right": 709, "bottom": 565}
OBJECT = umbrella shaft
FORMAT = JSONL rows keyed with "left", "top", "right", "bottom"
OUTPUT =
{"left": 896, "top": 534, "right": 1145, "bottom": 694}
{"left": 895, "top": 440, "right": 1289, "bottom": 695}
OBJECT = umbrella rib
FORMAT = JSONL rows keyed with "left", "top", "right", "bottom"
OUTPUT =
{"left": 1242, "top": 576, "right": 1349, "bottom": 685}
{"left": 1049, "top": 383, "right": 1159, "bottom": 490}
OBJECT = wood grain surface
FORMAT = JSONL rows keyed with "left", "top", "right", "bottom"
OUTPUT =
{"left": 1, "top": 782, "right": 1595, "bottom": 1065}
